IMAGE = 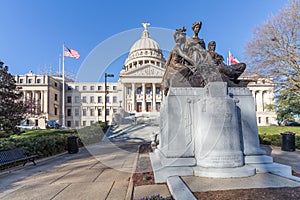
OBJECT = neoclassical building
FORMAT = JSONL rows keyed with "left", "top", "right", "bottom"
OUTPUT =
{"left": 118, "top": 26, "right": 165, "bottom": 112}
{"left": 14, "top": 25, "right": 277, "bottom": 128}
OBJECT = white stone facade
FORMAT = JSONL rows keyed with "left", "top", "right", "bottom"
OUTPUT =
{"left": 64, "top": 82, "right": 119, "bottom": 128}
{"left": 14, "top": 71, "right": 62, "bottom": 129}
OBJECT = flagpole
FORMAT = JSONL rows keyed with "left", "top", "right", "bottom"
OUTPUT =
{"left": 62, "top": 44, "right": 65, "bottom": 128}
{"left": 58, "top": 54, "right": 61, "bottom": 76}
{"left": 227, "top": 49, "right": 230, "bottom": 65}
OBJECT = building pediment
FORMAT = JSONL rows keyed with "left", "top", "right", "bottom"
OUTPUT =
{"left": 120, "top": 64, "right": 165, "bottom": 77}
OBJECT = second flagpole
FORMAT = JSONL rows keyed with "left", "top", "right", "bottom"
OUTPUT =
{"left": 61, "top": 43, "right": 65, "bottom": 128}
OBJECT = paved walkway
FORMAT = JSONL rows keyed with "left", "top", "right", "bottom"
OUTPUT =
{"left": 262, "top": 144, "right": 300, "bottom": 173}
{"left": 0, "top": 142, "right": 139, "bottom": 200}
{"left": 0, "top": 114, "right": 157, "bottom": 200}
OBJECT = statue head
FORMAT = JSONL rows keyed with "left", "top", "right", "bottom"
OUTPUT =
{"left": 208, "top": 41, "right": 216, "bottom": 51}
{"left": 173, "top": 27, "right": 187, "bottom": 44}
{"left": 192, "top": 21, "right": 202, "bottom": 34}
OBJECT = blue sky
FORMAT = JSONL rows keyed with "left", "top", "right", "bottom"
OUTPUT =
{"left": 1, "top": 0, "right": 288, "bottom": 82}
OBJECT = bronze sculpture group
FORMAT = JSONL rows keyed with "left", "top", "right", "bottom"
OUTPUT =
{"left": 162, "top": 21, "right": 246, "bottom": 95}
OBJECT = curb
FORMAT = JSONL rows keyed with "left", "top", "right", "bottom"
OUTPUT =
{"left": 167, "top": 176, "right": 197, "bottom": 200}
{"left": 125, "top": 144, "right": 140, "bottom": 200}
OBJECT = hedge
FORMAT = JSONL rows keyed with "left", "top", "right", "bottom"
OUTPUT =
{"left": 0, "top": 124, "right": 105, "bottom": 158}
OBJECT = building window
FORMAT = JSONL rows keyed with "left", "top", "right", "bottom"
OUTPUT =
{"left": 146, "top": 88, "right": 151, "bottom": 94}
{"left": 258, "top": 117, "right": 261, "bottom": 124}
{"left": 67, "top": 109, "right": 71, "bottom": 116}
{"left": 75, "top": 108, "right": 79, "bottom": 116}
{"left": 98, "top": 109, "right": 102, "bottom": 116}
{"left": 113, "top": 109, "right": 117, "bottom": 113}
{"left": 67, "top": 121, "right": 71, "bottom": 127}
{"left": 90, "top": 109, "right": 94, "bottom": 116}
{"left": 75, "top": 121, "right": 79, "bottom": 127}
{"left": 75, "top": 96, "right": 80, "bottom": 103}
{"left": 98, "top": 96, "right": 102, "bottom": 103}
{"left": 37, "top": 79, "right": 41, "bottom": 83}
{"left": 54, "top": 107, "right": 58, "bottom": 115}
{"left": 68, "top": 86, "right": 72, "bottom": 90}
{"left": 98, "top": 86, "right": 102, "bottom": 90}
{"left": 156, "top": 88, "right": 161, "bottom": 94}
{"left": 55, "top": 94, "right": 58, "bottom": 101}
{"left": 113, "top": 86, "right": 117, "bottom": 90}
{"left": 113, "top": 96, "right": 117, "bottom": 103}
{"left": 106, "top": 109, "right": 109, "bottom": 116}
{"left": 82, "top": 86, "right": 87, "bottom": 91}
{"left": 82, "top": 96, "right": 87, "bottom": 103}
{"left": 90, "top": 96, "right": 94, "bottom": 103}
{"left": 106, "top": 96, "right": 109, "bottom": 103}
{"left": 67, "top": 96, "right": 72, "bottom": 103}
{"left": 75, "top": 86, "right": 79, "bottom": 91}
{"left": 266, "top": 117, "right": 269, "bottom": 124}
{"left": 106, "top": 86, "right": 109, "bottom": 90}
{"left": 28, "top": 79, "right": 32, "bottom": 84}
{"left": 54, "top": 82, "right": 58, "bottom": 87}
{"left": 90, "top": 86, "right": 94, "bottom": 90}
{"left": 82, "top": 109, "right": 87, "bottom": 116}
{"left": 19, "top": 79, "right": 23, "bottom": 83}
{"left": 82, "top": 121, "right": 86, "bottom": 126}
{"left": 137, "top": 88, "right": 142, "bottom": 94}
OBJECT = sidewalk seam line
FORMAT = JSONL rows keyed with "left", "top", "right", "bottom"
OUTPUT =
{"left": 50, "top": 183, "right": 71, "bottom": 200}
{"left": 104, "top": 180, "right": 115, "bottom": 200}
{"left": 50, "top": 170, "right": 73, "bottom": 184}
{"left": 92, "top": 168, "right": 105, "bottom": 182}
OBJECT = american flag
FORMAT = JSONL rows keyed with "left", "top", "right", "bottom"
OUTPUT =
{"left": 64, "top": 46, "right": 80, "bottom": 59}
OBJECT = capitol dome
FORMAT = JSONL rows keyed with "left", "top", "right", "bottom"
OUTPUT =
{"left": 123, "top": 23, "right": 166, "bottom": 72}
{"left": 129, "top": 31, "right": 161, "bottom": 53}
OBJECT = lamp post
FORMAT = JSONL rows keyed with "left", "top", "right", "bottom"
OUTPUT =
{"left": 104, "top": 73, "right": 114, "bottom": 126}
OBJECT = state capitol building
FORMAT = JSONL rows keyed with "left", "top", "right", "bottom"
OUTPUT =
{"left": 14, "top": 26, "right": 277, "bottom": 128}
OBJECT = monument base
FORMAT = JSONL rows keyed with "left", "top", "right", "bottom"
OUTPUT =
{"left": 245, "top": 155, "right": 273, "bottom": 164}
{"left": 194, "top": 165, "right": 256, "bottom": 178}
{"left": 249, "top": 162, "right": 292, "bottom": 175}
{"left": 150, "top": 150, "right": 195, "bottom": 183}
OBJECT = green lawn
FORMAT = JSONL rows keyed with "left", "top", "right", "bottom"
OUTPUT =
{"left": 258, "top": 126, "right": 300, "bottom": 135}
{"left": 11, "top": 129, "right": 76, "bottom": 139}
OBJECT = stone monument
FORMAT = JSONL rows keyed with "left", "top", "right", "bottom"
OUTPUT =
{"left": 150, "top": 21, "right": 292, "bottom": 183}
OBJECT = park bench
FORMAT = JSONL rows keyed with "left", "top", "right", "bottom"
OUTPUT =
{"left": 0, "top": 148, "right": 37, "bottom": 167}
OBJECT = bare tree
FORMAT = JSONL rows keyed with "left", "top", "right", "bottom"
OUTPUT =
{"left": 244, "top": 0, "right": 300, "bottom": 121}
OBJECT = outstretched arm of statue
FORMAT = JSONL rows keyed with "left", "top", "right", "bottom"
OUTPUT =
{"left": 176, "top": 47, "right": 195, "bottom": 66}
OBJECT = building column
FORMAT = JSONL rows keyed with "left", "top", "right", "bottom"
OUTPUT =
{"left": 124, "top": 85, "right": 127, "bottom": 111}
{"left": 33, "top": 91, "right": 38, "bottom": 114}
{"left": 23, "top": 91, "right": 27, "bottom": 102}
{"left": 132, "top": 83, "right": 136, "bottom": 112}
{"left": 41, "top": 91, "right": 44, "bottom": 113}
{"left": 152, "top": 83, "right": 156, "bottom": 112}
{"left": 142, "top": 83, "right": 146, "bottom": 112}
{"left": 256, "top": 90, "right": 263, "bottom": 112}
{"left": 122, "top": 84, "right": 126, "bottom": 111}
